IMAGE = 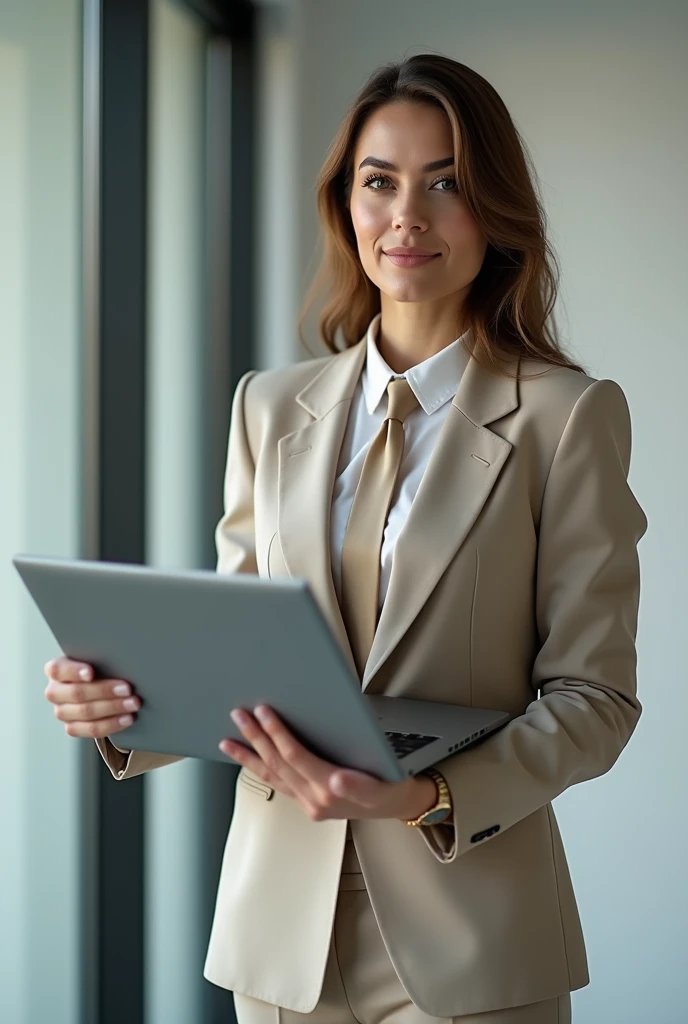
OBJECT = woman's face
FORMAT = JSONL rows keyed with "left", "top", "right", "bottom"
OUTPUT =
{"left": 348, "top": 101, "right": 487, "bottom": 307}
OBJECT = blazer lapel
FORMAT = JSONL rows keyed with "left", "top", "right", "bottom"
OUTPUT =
{"left": 277, "top": 338, "right": 367, "bottom": 681}
{"left": 361, "top": 350, "right": 520, "bottom": 692}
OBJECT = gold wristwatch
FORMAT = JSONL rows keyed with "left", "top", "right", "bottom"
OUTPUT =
{"left": 403, "top": 767, "right": 452, "bottom": 827}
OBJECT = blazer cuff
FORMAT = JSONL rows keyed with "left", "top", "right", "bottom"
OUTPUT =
{"left": 417, "top": 819, "right": 457, "bottom": 862}
{"left": 96, "top": 736, "right": 132, "bottom": 779}
{"left": 414, "top": 769, "right": 457, "bottom": 861}
{"left": 95, "top": 736, "right": 184, "bottom": 781}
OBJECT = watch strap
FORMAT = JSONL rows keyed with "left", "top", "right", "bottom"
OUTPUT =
{"left": 403, "top": 767, "right": 452, "bottom": 827}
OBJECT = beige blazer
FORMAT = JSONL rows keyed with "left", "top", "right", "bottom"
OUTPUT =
{"left": 97, "top": 334, "right": 648, "bottom": 1018}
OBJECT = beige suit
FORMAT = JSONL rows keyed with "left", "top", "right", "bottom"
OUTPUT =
{"left": 97, "top": 334, "right": 647, "bottom": 1018}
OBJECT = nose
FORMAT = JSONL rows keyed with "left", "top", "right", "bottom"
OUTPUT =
{"left": 391, "top": 189, "right": 429, "bottom": 234}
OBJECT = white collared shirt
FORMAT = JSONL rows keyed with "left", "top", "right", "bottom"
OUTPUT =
{"left": 330, "top": 312, "right": 470, "bottom": 612}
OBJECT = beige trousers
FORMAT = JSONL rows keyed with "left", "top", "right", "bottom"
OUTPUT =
{"left": 232, "top": 837, "right": 573, "bottom": 1024}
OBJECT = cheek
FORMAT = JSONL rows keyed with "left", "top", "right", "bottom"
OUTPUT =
{"left": 350, "top": 194, "right": 385, "bottom": 243}
{"left": 444, "top": 204, "right": 486, "bottom": 258}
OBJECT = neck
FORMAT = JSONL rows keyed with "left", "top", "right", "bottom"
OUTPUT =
{"left": 376, "top": 294, "right": 469, "bottom": 374}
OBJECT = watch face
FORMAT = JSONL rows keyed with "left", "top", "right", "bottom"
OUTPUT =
{"left": 422, "top": 807, "right": 451, "bottom": 825}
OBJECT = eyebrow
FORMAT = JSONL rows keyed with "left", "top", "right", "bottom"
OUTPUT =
{"left": 357, "top": 156, "right": 455, "bottom": 173}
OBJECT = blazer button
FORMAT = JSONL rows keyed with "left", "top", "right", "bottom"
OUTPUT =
{"left": 470, "top": 824, "right": 500, "bottom": 844}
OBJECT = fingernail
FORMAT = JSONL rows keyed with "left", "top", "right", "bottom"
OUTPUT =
{"left": 230, "top": 710, "right": 246, "bottom": 726}
{"left": 79, "top": 668, "right": 91, "bottom": 681}
{"left": 123, "top": 698, "right": 138, "bottom": 711}
{"left": 113, "top": 684, "right": 131, "bottom": 696}
{"left": 119, "top": 714, "right": 133, "bottom": 726}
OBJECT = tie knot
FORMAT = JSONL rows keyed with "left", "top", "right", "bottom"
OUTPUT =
{"left": 385, "top": 377, "right": 419, "bottom": 425}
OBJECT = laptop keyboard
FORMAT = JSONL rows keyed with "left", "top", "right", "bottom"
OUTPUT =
{"left": 385, "top": 730, "right": 439, "bottom": 759}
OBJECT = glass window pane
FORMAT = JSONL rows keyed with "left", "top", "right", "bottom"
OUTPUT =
{"left": 145, "top": 2, "right": 208, "bottom": 1021}
{"left": 0, "top": 2, "right": 82, "bottom": 1021}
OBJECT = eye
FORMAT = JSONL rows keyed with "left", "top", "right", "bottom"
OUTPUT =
{"left": 361, "top": 173, "right": 459, "bottom": 194}
{"left": 431, "top": 175, "right": 459, "bottom": 192}
{"left": 362, "top": 173, "right": 391, "bottom": 190}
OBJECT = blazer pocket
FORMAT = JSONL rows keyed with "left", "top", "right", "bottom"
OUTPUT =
{"left": 238, "top": 768, "right": 274, "bottom": 800}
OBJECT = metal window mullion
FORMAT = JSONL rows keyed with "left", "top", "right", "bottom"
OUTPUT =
{"left": 198, "top": 8, "right": 257, "bottom": 1024}
{"left": 80, "top": 2, "right": 150, "bottom": 1023}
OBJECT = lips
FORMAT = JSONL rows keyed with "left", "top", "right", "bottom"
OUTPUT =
{"left": 383, "top": 251, "right": 440, "bottom": 267}
{"left": 383, "top": 247, "right": 439, "bottom": 256}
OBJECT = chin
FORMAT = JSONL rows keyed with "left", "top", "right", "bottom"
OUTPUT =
{"left": 381, "top": 283, "right": 442, "bottom": 304}
{"left": 371, "top": 274, "right": 413, "bottom": 301}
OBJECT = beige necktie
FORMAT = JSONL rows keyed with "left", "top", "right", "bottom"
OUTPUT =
{"left": 340, "top": 377, "right": 420, "bottom": 680}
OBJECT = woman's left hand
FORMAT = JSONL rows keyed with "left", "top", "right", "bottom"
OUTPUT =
{"left": 219, "top": 704, "right": 437, "bottom": 823}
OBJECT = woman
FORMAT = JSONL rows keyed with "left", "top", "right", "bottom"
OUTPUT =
{"left": 44, "top": 55, "right": 647, "bottom": 1023}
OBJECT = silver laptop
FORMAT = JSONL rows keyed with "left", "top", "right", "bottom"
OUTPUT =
{"left": 13, "top": 555, "right": 510, "bottom": 783}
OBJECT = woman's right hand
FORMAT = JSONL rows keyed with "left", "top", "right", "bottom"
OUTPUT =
{"left": 44, "top": 656, "right": 141, "bottom": 739}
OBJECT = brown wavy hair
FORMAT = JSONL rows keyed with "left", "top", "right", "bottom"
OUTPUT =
{"left": 298, "top": 54, "right": 586, "bottom": 380}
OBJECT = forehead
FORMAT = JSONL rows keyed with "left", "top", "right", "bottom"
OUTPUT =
{"left": 353, "top": 101, "right": 454, "bottom": 166}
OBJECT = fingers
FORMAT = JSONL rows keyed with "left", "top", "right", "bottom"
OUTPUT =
{"left": 222, "top": 709, "right": 381, "bottom": 822}
{"left": 44, "top": 657, "right": 133, "bottom": 706}
{"left": 45, "top": 677, "right": 133, "bottom": 705}
{"left": 228, "top": 709, "right": 307, "bottom": 794}
{"left": 53, "top": 694, "right": 141, "bottom": 723}
{"left": 220, "top": 740, "right": 296, "bottom": 799}
{"left": 61, "top": 714, "right": 137, "bottom": 740}
{"left": 253, "top": 705, "right": 330, "bottom": 785}
{"left": 43, "top": 656, "right": 139, "bottom": 741}
{"left": 44, "top": 656, "right": 95, "bottom": 683}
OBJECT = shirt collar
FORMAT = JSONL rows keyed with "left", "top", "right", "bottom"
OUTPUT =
{"left": 362, "top": 311, "right": 471, "bottom": 416}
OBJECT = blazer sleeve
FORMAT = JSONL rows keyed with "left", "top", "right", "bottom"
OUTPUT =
{"left": 96, "top": 368, "right": 260, "bottom": 781}
{"left": 418, "top": 377, "right": 648, "bottom": 862}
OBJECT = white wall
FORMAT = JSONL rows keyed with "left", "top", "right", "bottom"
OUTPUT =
{"left": 255, "top": 2, "right": 687, "bottom": 1021}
